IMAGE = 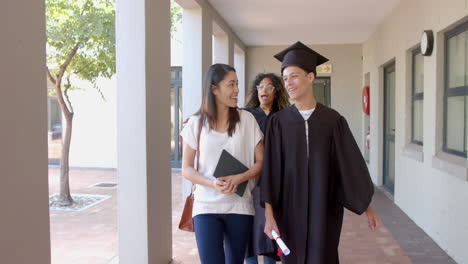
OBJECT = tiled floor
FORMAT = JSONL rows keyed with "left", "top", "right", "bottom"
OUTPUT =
{"left": 48, "top": 168, "right": 455, "bottom": 264}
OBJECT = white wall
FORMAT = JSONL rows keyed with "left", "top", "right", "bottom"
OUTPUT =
{"left": 67, "top": 77, "right": 117, "bottom": 168}
{"left": 246, "top": 44, "right": 365, "bottom": 149}
{"left": 171, "top": 12, "right": 183, "bottom": 67}
{"left": 363, "top": 0, "right": 468, "bottom": 263}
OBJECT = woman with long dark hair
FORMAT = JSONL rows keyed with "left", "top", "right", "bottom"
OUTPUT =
{"left": 244, "top": 73, "right": 290, "bottom": 264}
{"left": 180, "top": 63, "right": 264, "bottom": 264}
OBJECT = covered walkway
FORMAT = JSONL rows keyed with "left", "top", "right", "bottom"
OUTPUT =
{"left": 48, "top": 168, "right": 455, "bottom": 264}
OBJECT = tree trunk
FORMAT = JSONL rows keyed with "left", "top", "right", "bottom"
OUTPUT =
{"left": 56, "top": 111, "right": 74, "bottom": 206}
{"left": 47, "top": 43, "right": 80, "bottom": 206}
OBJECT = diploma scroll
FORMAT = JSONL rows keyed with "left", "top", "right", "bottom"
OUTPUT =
{"left": 272, "top": 230, "right": 290, "bottom": 256}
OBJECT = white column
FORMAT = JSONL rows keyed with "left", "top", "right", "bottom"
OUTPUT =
{"left": 116, "top": 0, "right": 172, "bottom": 263}
{"left": 228, "top": 37, "right": 235, "bottom": 66}
{"left": 213, "top": 22, "right": 229, "bottom": 64}
{"left": 0, "top": 0, "right": 51, "bottom": 263}
{"left": 182, "top": 6, "right": 212, "bottom": 120}
{"left": 181, "top": 5, "right": 213, "bottom": 198}
{"left": 234, "top": 45, "right": 246, "bottom": 107}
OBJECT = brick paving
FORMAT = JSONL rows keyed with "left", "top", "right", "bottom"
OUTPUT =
{"left": 48, "top": 168, "right": 447, "bottom": 264}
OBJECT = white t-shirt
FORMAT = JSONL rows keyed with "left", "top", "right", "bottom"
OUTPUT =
{"left": 180, "top": 109, "right": 263, "bottom": 217}
{"left": 299, "top": 108, "right": 315, "bottom": 121}
{"left": 299, "top": 108, "right": 315, "bottom": 157}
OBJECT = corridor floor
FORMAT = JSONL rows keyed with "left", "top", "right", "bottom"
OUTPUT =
{"left": 48, "top": 168, "right": 455, "bottom": 264}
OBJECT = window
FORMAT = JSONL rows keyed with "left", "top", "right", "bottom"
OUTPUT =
{"left": 412, "top": 48, "right": 424, "bottom": 145}
{"left": 444, "top": 22, "right": 468, "bottom": 157}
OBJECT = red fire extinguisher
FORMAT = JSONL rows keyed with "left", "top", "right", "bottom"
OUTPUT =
{"left": 362, "top": 86, "right": 370, "bottom": 115}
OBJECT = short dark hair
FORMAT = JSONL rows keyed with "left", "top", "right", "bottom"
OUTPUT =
{"left": 197, "top": 63, "right": 240, "bottom": 137}
{"left": 245, "top": 73, "right": 290, "bottom": 112}
{"left": 282, "top": 65, "right": 313, "bottom": 76}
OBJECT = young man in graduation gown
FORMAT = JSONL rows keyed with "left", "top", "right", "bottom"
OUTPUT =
{"left": 261, "top": 41, "right": 380, "bottom": 264}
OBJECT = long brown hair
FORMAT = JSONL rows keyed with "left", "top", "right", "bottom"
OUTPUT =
{"left": 197, "top": 63, "right": 240, "bottom": 137}
{"left": 245, "top": 73, "right": 290, "bottom": 112}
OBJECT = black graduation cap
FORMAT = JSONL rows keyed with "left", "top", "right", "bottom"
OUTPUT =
{"left": 274, "top": 41, "right": 329, "bottom": 75}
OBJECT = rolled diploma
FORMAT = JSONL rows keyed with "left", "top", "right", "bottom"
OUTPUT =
{"left": 272, "top": 230, "right": 290, "bottom": 256}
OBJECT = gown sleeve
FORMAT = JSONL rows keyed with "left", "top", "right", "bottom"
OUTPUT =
{"left": 260, "top": 115, "right": 283, "bottom": 209}
{"left": 333, "top": 116, "right": 374, "bottom": 215}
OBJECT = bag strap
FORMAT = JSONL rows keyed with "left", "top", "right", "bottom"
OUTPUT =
{"left": 189, "top": 116, "right": 203, "bottom": 195}
{"left": 195, "top": 116, "right": 202, "bottom": 171}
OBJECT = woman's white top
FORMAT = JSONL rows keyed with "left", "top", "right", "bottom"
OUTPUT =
{"left": 180, "top": 109, "right": 263, "bottom": 217}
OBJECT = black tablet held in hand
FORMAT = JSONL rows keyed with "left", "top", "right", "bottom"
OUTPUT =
{"left": 213, "top": 150, "right": 249, "bottom": 197}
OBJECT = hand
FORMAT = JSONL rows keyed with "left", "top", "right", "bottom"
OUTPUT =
{"left": 212, "top": 179, "right": 237, "bottom": 194}
{"left": 365, "top": 206, "right": 380, "bottom": 231}
{"left": 218, "top": 175, "right": 243, "bottom": 194}
{"left": 264, "top": 215, "right": 280, "bottom": 240}
{"left": 218, "top": 174, "right": 244, "bottom": 187}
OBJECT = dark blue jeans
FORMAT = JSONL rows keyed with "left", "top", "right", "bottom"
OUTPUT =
{"left": 245, "top": 255, "right": 277, "bottom": 264}
{"left": 193, "top": 214, "right": 253, "bottom": 264}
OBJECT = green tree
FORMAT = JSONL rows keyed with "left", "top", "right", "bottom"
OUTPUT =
{"left": 46, "top": 0, "right": 115, "bottom": 206}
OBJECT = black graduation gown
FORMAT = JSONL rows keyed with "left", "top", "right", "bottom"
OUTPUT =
{"left": 260, "top": 103, "right": 374, "bottom": 264}
{"left": 246, "top": 107, "right": 270, "bottom": 134}
{"left": 245, "top": 107, "right": 280, "bottom": 260}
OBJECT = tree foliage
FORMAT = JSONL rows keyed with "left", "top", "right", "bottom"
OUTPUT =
{"left": 46, "top": 0, "right": 116, "bottom": 86}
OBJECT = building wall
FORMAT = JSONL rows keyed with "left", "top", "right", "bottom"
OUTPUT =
{"left": 246, "top": 44, "right": 365, "bottom": 150}
{"left": 171, "top": 15, "right": 183, "bottom": 67}
{"left": 363, "top": 0, "right": 468, "bottom": 263}
{"left": 67, "top": 77, "right": 117, "bottom": 168}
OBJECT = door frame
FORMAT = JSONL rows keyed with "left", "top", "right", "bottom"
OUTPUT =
{"left": 171, "top": 66, "right": 183, "bottom": 168}
{"left": 383, "top": 61, "right": 396, "bottom": 195}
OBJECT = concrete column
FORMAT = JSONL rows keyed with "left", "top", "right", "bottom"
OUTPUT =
{"left": 181, "top": 4, "right": 213, "bottom": 198}
{"left": 182, "top": 6, "right": 213, "bottom": 120}
{"left": 234, "top": 46, "right": 246, "bottom": 107}
{"left": 116, "top": 0, "right": 172, "bottom": 263}
{"left": 213, "top": 22, "right": 229, "bottom": 64}
{"left": 0, "top": 0, "right": 51, "bottom": 263}
{"left": 228, "top": 37, "right": 235, "bottom": 66}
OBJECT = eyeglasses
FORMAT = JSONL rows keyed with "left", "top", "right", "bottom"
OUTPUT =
{"left": 256, "top": 85, "right": 275, "bottom": 91}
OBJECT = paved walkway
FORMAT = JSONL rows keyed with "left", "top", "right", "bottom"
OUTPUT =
{"left": 49, "top": 168, "right": 118, "bottom": 264}
{"left": 48, "top": 168, "right": 455, "bottom": 264}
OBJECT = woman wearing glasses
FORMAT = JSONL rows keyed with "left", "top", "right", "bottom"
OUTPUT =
{"left": 244, "top": 73, "right": 290, "bottom": 264}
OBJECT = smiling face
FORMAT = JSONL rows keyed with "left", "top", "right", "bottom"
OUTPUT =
{"left": 257, "top": 77, "right": 276, "bottom": 108}
{"left": 212, "top": 70, "right": 239, "bottom": 108}
{"left": 282, "top": 65, "right": 315, "bottom": 101}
